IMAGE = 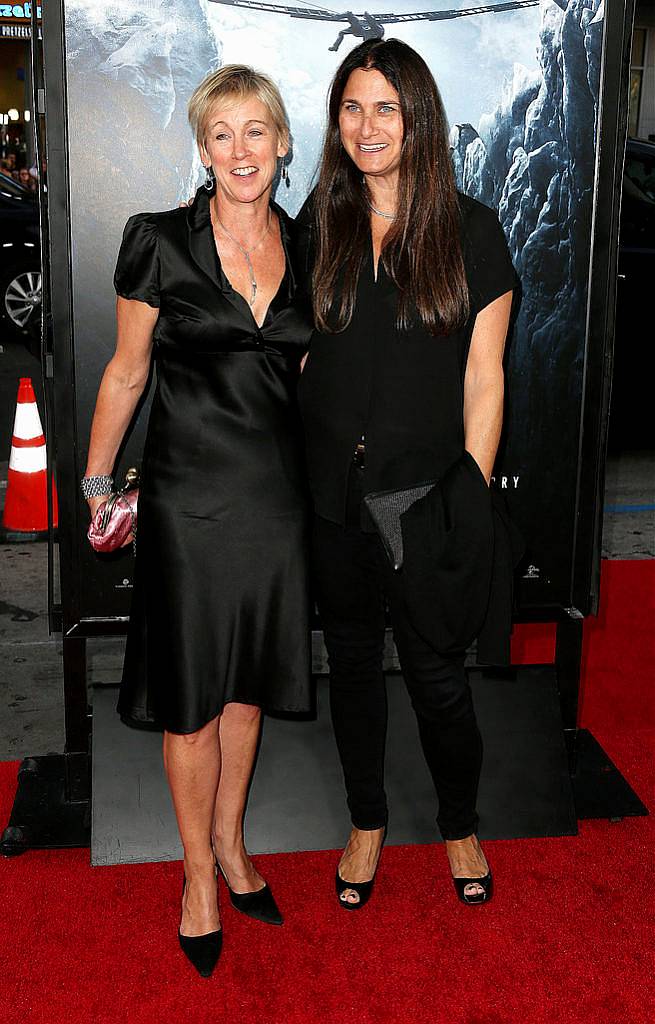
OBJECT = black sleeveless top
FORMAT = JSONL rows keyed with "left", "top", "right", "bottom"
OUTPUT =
{"left": 296, "top": 192, "right": 518, "bottom": 526}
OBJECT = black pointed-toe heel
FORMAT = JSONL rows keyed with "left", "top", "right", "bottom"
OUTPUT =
{"left": 335, "top": 827, "right": 387, "bottom": 911}
{"left": 179, "top": 876, "right": 223, "bottom": 977}
{"left": 217, "top": 864, "right": 283, "bottom": 926}
{"left": 452, "top": 870, "right": 493, "bottom": 906}
{"left": 227, "top": 883, "right": 283, "bottom": 926}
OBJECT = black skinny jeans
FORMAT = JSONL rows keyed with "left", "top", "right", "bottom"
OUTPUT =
{"left": 312, "top": 479, "right": 483, "bottom": 841}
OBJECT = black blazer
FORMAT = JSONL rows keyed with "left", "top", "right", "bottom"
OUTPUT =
{"left": 400, "top": 452, "right": 524, "bottom": 665}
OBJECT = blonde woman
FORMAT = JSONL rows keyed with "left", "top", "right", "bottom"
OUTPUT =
{"left": 83, "top": 67, "right": 313, "bottom": 977}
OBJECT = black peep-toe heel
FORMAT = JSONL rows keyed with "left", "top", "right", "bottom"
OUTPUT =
{"left": 452, "top": 870, "right": 493, "bottom": 906}
{"left": 335, "top": 871, "right": 378, "bottom": 910}
{"left": 178, "top": 875, "right": 223, "bottom": 977}
{"left": 335, "top": 827, "right": 387, "bottom": 911}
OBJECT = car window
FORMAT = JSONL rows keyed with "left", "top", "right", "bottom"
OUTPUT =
{"left": 624, "top": 154, "right": 655, "bottom": 203}
{"left": 622, "top": 150, "right": 655, "bottom": 249}
{"left": 0, "top": 173, "right": 33, "bottom": 201}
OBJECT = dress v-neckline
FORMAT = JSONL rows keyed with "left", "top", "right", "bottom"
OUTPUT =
{"left": 221, "top": 260, "right": 288, "bottom": 331}
{"left": 211, "top": 207, "right": 290, "bottom": 331}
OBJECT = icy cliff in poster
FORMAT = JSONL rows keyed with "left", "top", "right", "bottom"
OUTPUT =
{"left": 66, "top": 0, "right": 219, "bottom": 207}
{"left": 450, "top": 0, "right": 605, "bottom": 519}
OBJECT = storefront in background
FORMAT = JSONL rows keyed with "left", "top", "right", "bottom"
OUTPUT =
{"left": 0, "top": 4, "right": 41, "bottom": 173}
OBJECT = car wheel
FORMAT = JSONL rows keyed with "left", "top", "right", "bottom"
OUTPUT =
{"left": 1, "top": 265, "right": 42, "bottom": 340}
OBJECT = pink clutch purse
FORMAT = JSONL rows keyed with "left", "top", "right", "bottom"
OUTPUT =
{"left": 87, "top": 468, "right": 139, "bottom": 554}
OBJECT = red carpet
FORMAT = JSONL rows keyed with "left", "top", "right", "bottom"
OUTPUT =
{"left": 0, "top": 560, "right": 653, "bottom": 1024}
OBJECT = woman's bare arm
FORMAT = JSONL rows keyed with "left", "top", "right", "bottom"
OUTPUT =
{"left": 463, "top": 291, "right": 513, "bottom": 485}
{"left": 85, "top": 297, "right": 158, "bottom": 516}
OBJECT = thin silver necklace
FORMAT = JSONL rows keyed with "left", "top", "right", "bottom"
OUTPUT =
{"left": 213, "top": 209, "right": 272, "bottom": 305}
{"left": 369, "top": 204, "right": 395, "bottom": 220}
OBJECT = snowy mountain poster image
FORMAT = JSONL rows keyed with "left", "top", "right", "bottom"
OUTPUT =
{"left": 63, "top": 0, "right": 605, "bottom": 615}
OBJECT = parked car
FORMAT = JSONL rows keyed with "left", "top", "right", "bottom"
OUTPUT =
{"left": 610, "top": 138, "right": 655, "bottom": 449}
{"left": 0, "top": 171, "right": 41, "bottom": 349}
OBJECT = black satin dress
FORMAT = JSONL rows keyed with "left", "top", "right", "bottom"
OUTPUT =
{"left": 114, "top": 188, "right": 313, "bottom": 733}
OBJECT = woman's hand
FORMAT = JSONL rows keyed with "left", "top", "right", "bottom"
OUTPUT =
{"left": 86, "top": 493, "right": 134, "bottom": 549}
{"left": 87, "top": 495, "right": 106, "bottom": 522}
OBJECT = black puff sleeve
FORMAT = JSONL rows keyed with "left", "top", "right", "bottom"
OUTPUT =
{"left": 461, "top": 196, "right": 519, "bottom": 315}
{"left": 114, "top": 213, "right": 160, "bottom": 308}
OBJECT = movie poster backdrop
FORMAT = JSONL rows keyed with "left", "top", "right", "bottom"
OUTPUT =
{"left": 62, "top": 0, "right": 606, "bottom": 623}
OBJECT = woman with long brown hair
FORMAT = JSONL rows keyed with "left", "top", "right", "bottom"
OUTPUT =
{"left": 298, "top": 38, "right": 517, "bottom": 908}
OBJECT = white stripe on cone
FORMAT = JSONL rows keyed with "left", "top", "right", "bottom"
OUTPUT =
{"left": 8, "top": 444, "right": 48, "bottom": 473}
{"left": 13, "top": 401, "right": 45, "bottom": 441}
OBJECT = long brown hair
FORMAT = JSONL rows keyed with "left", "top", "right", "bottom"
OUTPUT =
{"left": 313, "top": 39, "right": 469, "bottom": 335}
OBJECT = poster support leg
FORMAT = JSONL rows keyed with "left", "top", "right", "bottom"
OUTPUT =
{"left": 0, "top": 637, "right": 91, "bottom": 857}
{"left": 556, "top": 613, "right": 648, "bottom": 821}
{"left": 63, "top": 636, "right": 92, "bottom": 756}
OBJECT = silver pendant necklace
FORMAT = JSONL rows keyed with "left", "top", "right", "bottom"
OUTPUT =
{"left": 369, "top": 204, "right": 395, "bottom": 220}
{"left": 214, "top": 210, "right": 272, "bottom": 305}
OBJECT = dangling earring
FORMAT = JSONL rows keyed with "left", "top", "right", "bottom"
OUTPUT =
{"left": 281, "top": 161, "right": 290, "bottom": 188}
{"left": 203, "top": 165, "right": 215, "bottom": 191}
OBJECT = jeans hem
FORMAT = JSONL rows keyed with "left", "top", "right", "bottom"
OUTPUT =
{"left": 437, "top": 821, "right": 479, "bottom": 842}
{"left": 351, "top": 815, "right": 389, "bottom": 831}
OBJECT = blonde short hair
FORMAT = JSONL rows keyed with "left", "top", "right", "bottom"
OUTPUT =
{"left": 188, "top": 64, "right": 290, "bottom": 148}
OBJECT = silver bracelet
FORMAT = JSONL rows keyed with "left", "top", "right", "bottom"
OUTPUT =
{"left": 80, "top": 474, "right": 114, "bottom": 500}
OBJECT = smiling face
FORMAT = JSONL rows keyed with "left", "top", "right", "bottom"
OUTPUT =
{"left": 338, "top": 68, "right": 404, "bottom": 186}
{"left": 200, "top": 93, "right": 288, "bottom": 207}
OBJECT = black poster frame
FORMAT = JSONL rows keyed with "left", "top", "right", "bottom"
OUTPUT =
{"left": 41, "top": 0, "right": 80, "bottom": 637}
{"left": 569, "top": 0, "right": 636, "bottom": 617}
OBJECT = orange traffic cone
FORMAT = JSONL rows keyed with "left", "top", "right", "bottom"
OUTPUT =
{"left": 2, "top": 377, "right": 58, "bottom": 539}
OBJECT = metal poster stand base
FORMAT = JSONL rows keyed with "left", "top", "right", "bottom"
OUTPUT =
{"left": 0, "top": 753, "right": 90, "bottom": 856}
{"left": 568, "top": 730, "right": 648, "bottom": 821}
{"left": 556, "top": 613, "right": 648, "bottom": 823}
{"left": 1, "top": 620, "right": 647, "bottom": 859}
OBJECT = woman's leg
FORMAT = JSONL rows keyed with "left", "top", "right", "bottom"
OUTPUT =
{"left": 400, "top": 650, "right": 482, "bottom": 842}
{"left": 384, "top": 559, "right": 488, "bottom": 895}
{"left": 312, "top": 514, "right": 388, "bottom": 903}
{"left": 212, "top": 702, "right": 265, "bottom": 893}
{"left": 313, "top": 515, "right": 389, "bottom": 829}
{"left": 163, "top": 716, "right": 222, "bottom": 936}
